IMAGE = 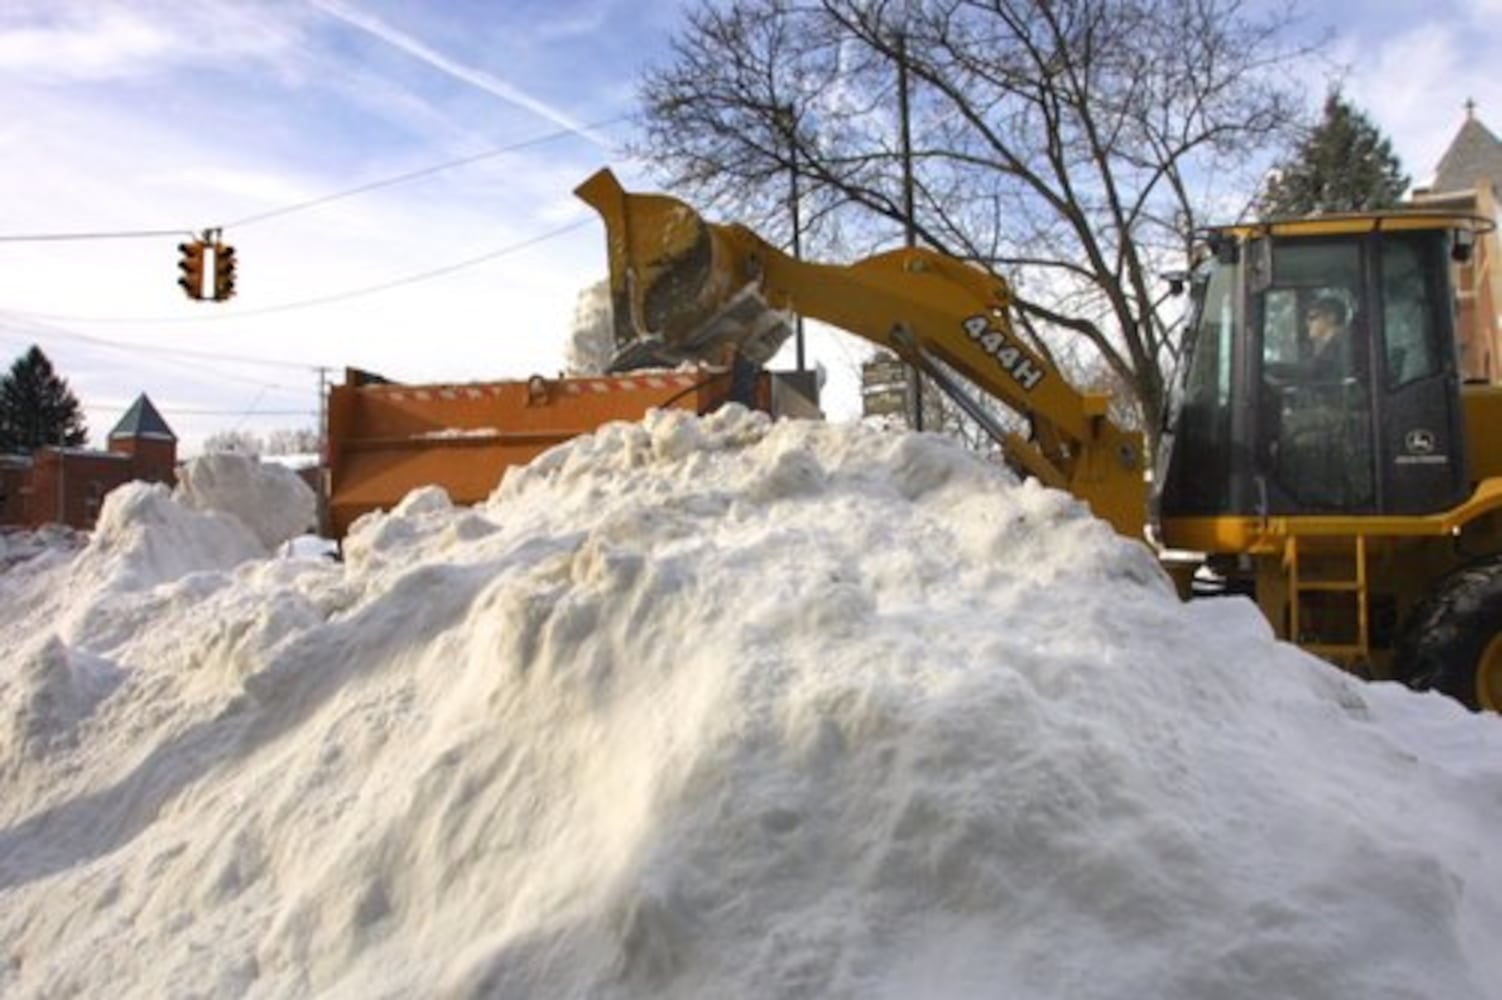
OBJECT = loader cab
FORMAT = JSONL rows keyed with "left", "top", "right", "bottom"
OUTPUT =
{"left": 1159, "top": 214, "right": 1481, "bottom": 529}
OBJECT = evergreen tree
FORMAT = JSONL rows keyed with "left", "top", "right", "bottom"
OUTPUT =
{"left": 0, "top": 346, "right": 88, "bottom": 454}
{"left": 1260, "top": 90, "right": 1409, "bottom": 217}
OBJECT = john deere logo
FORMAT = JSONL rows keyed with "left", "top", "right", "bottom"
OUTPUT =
{"left": 1405, "top": 429, "right": 1437, "bottom": 455}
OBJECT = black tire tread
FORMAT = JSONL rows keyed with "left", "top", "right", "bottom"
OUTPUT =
{"left": 1393, "top": 553, "right": 1502, "bottom": 710}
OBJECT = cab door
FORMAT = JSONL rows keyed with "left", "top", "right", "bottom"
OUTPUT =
{"left": 1373, "top": 233, "right": 1469, "bottom": 514}
{"left": 1253, "top": 238, "right": 1378, "bottom": 514}
{"left": 1250, "top": 231, "right": 1468, "bottom": 517}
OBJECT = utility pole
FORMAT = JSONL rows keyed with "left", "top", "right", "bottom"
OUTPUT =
{"left": 783, "top": 104, "right": 807, "bottom": 372}
{"left": 316, "top": 366, "right": 329, "bottom": 459}
{"left": 897, "top": 30, "right": 923, "bottom": 431}
{"left": 316, "top": 366, "right": 331, "bottom": 538}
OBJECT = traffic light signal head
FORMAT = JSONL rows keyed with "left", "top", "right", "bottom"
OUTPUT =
{"left": 212, "top": 242, "right": 237, "bottom": 301}
{"left": 177, "top": 240, "right": 206, "bottom": 300}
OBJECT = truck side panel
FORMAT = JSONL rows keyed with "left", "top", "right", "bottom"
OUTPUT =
{"left": 326, "top": 370, "right": 752, "bottom": 539}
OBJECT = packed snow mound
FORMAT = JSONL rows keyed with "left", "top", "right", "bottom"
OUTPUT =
{"left": 0, "top": 525, "right": 84, "bottom": 572}
{"left": 81, "top": 481, "right": 264, "bottom": 591}
{"left": 566, "top": 277, "right": 616, "bottom": 374}
{"left": 2, "top": 406, "right": 1502, "bottom": 1000}
{"left": 1, "top": 635, "right": 123, "bottom": 767}
{"left": 175, "top": 451, "right": 318, "bottom": 550}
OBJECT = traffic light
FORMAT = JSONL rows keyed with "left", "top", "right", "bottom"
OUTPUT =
{"left": 177, "top": 240, "right": 206, "bottom": 300}
{"left": 212, "top": 242, "right": 237, "bottom": 301}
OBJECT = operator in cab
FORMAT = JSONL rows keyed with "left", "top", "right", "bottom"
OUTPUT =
{"left": 1280, "top": 290, "right": 1372, "bottom": 509}
{"left": 1305, "top": 294, "right": 1354, "bottom": 378}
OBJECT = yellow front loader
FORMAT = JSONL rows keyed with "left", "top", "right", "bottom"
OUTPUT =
{"left": 577, "top": 168, "right": 1502, "bottom": 712}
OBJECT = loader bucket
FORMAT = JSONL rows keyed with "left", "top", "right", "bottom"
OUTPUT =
{"left": 575, "top": 168, "right": 792, "bottom": 371}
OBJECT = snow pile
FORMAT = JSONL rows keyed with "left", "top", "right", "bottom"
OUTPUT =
{"left": 77, "top": 482, "right": 264, "bottom": 592}
{"left": 2, "top": 636, "right": 123, "bottom": 766}
{"left": 0, "top": 524, "right": 83, "bottom": 572}
{"left": 175, "top": 451, "right": 318, "bottom": 551}
{"left": 566, "top": 277, "right": 616, "bottom": 374}
{"left": 2, "top": 406, "right": 1501, "bottom": 999}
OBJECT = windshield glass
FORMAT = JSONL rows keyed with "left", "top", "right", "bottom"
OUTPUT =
{"left": 1159, "top": 254, "right": 1237, "bottom": 514}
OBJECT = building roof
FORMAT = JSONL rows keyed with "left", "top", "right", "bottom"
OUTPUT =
{"left": 108, "top": 394, "right": 176, "bottom": 442}
{"left": 1432, "top": 106, "right": 1502, "bottom": 194}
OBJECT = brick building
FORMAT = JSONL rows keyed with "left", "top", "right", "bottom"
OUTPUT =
{"left": 0, "top": 394, "right": 178, "bottom": 531}
{"left": 1409, "top": 104, "right": 1502, "bottom": 383}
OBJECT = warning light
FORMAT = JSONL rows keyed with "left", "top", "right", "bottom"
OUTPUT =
{"left": 212, "top": 242, "right": 237, "bottom": 301}
{"left": 177, "top": 240, "right": 206, "bottom": 300}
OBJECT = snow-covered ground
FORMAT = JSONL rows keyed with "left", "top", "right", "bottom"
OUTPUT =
{"left": 1, "top": 408, "right": 1500, "bottom": 999}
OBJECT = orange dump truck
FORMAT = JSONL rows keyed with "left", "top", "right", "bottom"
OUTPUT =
{"left": 324, "top": 366, "right": 819, "bottom": 539}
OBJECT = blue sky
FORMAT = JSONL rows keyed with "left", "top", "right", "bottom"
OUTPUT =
{"left": 0, "top": 0, "right": 1499, "bottom": 454}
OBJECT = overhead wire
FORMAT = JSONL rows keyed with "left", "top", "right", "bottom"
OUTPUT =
{"left": 0, "top": 113, "right": 636, "bottom": 245}
{"left": 230, "top": 385, "right": 272, "bottom": 433}
{"left": 2, "top": 215, "right": 596, "bottom": 326}
{"left": 2, "top": 321, "right": 321, "bottom": 435}
{"left": 0, "top": 314, "right": 327, "bottom": 370}
{"left": 0, "top": 116, "right": 638, "bottom": 439}
{"left": 185, "top": 217, "right": 595, "bottom": 319}
{"left": 0, "top": 117, "right": 630, "bottom": 411}
{"left": 0, "top": 321, "right": 314, "bottom": 393}
{"left": 221, "top": 113, "right": 636, "bottom": 230}
{"left": 0, "top": 228, "right": 196, "bottom": 244}
{"left": 138, "top": 407, "right": 318, "bottom": 417}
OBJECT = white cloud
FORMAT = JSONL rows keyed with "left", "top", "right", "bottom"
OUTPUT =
{"left": 310, "top": 0, "right": 612, "bottom": 147}
{"left": 0, "top": 11, "right": 170, "bottom": 80}
{"left": 0, "top": 2, "right": 309, "bottom": 83}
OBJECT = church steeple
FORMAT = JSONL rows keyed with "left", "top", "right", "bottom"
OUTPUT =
{"left": 1432, "top": 103, "right": 1502, "bottom": 194}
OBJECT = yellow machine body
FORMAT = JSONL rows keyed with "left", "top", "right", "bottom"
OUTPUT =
{"left": 577, "top": 170, "right": 1502, "bottom": 710}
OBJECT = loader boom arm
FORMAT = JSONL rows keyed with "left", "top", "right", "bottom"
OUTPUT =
{"left": 576, "top": 168, "right": 1146, "bottom": 537}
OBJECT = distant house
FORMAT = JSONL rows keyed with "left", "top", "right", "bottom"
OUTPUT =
{"left": 0, "top": 394, "right": 178, "bottom": 531}
{"left": 0, "top": 454, "right": 29, "bottom": 525}
{"left": 1409, "top": 103, "right": 1502, "bottom": 382}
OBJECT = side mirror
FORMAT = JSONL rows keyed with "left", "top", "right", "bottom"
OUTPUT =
{"left": 1452, "top": 228, "right": 1475, "bottom": 263}
{"left": 1210, "top": 234, "right": 1240, "bottom": 265}
{"left": 1248, "top": 237, "right": 1272, "bottom": 293}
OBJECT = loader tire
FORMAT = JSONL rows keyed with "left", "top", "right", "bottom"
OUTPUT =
{"left": 1394, "top": 556, "right": 1502, "bottom": 712}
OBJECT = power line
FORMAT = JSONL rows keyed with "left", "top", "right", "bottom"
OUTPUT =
{"left": 134, "top": 407, "right": 318, "bottom": 417}
{"left": 81, "top": 402, "right": 316, "bottom": 418}
{"left": 2, "top": 216, "right": 595, "bottom": 325}
{"left": 217, "top": 218, "right": 594, "bottom": 317}
{"left": 223, "top": 113, "right": 635, "bottom": 229}
{"left": 0, "top": 227, "right": 195, "bottom": 244}
{"left": 0, "top": 315, "right": 327, "bottom": 371}
{"left": 0, "top": 114, "right": 635, "bottom": 245}
{"left": 0, "top": 323, "right": 313, "bottom": 392}
{"left": 231, "top": 385, "right": 272, "bottom": 434}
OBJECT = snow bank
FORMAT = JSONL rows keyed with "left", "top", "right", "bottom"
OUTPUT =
{"left": 2, "top": 407, "right": 1501, "bottom": 999}
{"left": 566, "top": 277, "right": 616, "bottom": 374}
{"left": 78, "top": 481, "right": 265, "bottom": 592}
{"left": 0, "top": 525, "right": 83, "bottom": 573}
{"left": 176, "top": 451, "right": 317, "bottom": 550}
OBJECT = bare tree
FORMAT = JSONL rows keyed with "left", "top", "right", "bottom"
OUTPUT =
{"left": 202, "top": 429, "right": 262, "bottom": 456}
{"left": 636, "top": 0, "right": 1315, "bottom": 446}
{"left": 264, "top": 428, "right": 320, "bottom": 456}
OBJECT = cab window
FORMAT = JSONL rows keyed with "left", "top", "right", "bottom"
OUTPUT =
{"left": 1260, "top": 239, "right": 1374, "bottom": 511}
{"left": 1380, "top": 237, "right": 1441, "bottom": 388}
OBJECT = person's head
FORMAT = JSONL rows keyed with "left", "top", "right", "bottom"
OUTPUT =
{"left": 1306, "top": 295, "right": 1347, "bottom": 346}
